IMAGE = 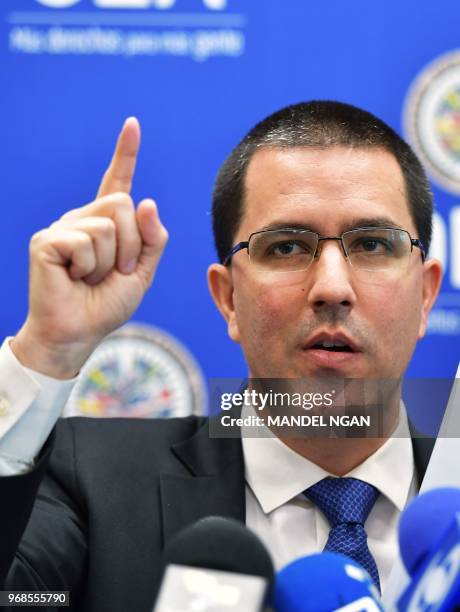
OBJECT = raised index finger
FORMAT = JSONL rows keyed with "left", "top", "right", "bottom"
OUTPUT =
{"left": 97, "top": 117, "right": 140, "bottom": 199}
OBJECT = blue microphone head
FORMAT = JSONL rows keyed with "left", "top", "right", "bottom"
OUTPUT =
{"left": 399, "top": 487, "right": 460, "bottom": 576}
{"left": 272, "top": 552, "right": 382, "bottom": 612}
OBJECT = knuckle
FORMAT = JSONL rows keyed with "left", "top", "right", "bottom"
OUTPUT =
{"left": 60, "top": 209, "right": 79, "bottom": 222}
{"left": 65, "top": 232, "right": 91, "bottom": 253}
{"left": 30, "top": 229, "right": 52, "bottom": 253}
{"left": 30, "top": 230, "right": 45, "bottom": 247}
{"left": 77, "top": 233, "right": 92, "bottom": 248}
{"left": 160, "top": 227, "right": 169, "bottom": 245}
{"left": 95, "top": 217, "right": 116, "bottom": 239}
{"left": 47, "top": 217, "right": 72, "bottom": 233}
{"left": 112, "top": 192, "right": 134, "bottom": 210}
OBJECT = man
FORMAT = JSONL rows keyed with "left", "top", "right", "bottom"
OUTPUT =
{"left": 0, "top": 101, "right": 442, "bottom": 610}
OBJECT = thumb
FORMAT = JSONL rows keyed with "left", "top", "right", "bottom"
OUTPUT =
{"left": 135, "top": 198, "right": 168, "bottom": 288}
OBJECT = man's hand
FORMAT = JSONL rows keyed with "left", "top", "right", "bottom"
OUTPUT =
{"left": 11, "top": 118, "right": 168, "bottom": 379}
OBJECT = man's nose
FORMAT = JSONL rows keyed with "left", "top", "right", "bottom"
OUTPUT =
{"left": 307, "top": 240, "right": 357, "bottom": 312}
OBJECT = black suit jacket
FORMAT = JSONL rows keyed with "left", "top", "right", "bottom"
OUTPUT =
{"left": 0, "top": 414, "right": 435, "bottom": 611}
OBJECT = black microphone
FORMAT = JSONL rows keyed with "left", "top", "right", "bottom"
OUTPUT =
{"left": 153, "top": 516, "right": 274, "bottom": 612}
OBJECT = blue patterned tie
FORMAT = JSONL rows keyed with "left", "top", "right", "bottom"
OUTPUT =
{"left": 304, "top": 477, "right": 381, "bottom": 592}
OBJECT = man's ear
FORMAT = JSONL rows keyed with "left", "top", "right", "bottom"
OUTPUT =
{"left": 207, "top": 263, "right": 240, "bottom": 343}
{"left": 418, "top": 258, "right": 443, "bottom": 339}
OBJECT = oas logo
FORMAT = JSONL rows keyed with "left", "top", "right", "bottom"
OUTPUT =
{"left": 64, "top": 322, "right": 207, "bottom": 419}
{"left": 404, "top": 49, "right": 460, "bottom": 196}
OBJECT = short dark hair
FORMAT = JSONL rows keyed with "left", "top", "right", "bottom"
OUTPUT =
{"left": 212, "top": 100, "right": 433, "bottom": 263}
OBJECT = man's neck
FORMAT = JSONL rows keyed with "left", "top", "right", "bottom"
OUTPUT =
{"left": 276, "top": 391, "right": 402, "bottom": 476}
{"left": 280, "top": 436, "right": 393, "bottom": 476}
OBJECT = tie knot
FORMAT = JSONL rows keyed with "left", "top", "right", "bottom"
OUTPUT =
{"left": 304, "top": 477, "right": 380, "bottom": 527}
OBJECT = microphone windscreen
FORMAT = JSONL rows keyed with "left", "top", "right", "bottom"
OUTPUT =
{"left": 161, "top": 516, "right": 274, "bottom": 586}
{"left": 272, "top": 552, "right": 382, "bottom": 611}
{"left": 398, "top": 487, "right": 460, "bottom": 576}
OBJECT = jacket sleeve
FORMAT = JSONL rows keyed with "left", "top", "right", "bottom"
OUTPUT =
{"left": 1, "top": 419, "right": 88, "bottom": 608}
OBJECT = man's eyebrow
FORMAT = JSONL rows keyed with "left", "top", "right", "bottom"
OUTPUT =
{"left": 256, "top": 217, "right": 403, "bottom": 234}
{"left": 343, "top": 217, "right": 404, "bottom": 231}
{"left": 257, "top": 222, "right": 319, "bottom": 233}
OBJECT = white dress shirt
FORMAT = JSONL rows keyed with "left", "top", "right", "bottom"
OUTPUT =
{"left": 0, "top": 336, "right": 417, "bottom": 595}
{"left": 243, "top": 403, "right": 418, "bottom": 593}
{"left": 0, "top": 337, "right": 77, "bottom": 474}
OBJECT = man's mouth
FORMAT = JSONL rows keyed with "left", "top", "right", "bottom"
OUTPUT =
{"left": 310, "top": 341, "right": 353, "bottom": 353}
{"left": 301, "top": 332, "right": 362, "bottom": 369}
{"left": 304, "top": 332, "right": 360, "bottom": 353}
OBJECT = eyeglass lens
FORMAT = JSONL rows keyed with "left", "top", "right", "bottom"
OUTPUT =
{"left": 248, "top": 228, "right": 411, "bottom": 273}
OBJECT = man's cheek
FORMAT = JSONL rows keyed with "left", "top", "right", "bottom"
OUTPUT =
{"left": 372, "top": 282, "right": 420, "bottom": 358}
{"left": 253, "top": 288, "right": 294, "bottom": 328}
{"left": 237, "top": 288, "right": 291, "bottom": 343}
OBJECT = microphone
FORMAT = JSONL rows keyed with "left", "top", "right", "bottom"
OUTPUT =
{"left": 396, "top": 487, "right": 460, "bottom": 611}
{"left": 153, "top": 516, "right": 274, "bottom": 612}
{"left": 272, "top": 552, "right": 384, "bottom": 612}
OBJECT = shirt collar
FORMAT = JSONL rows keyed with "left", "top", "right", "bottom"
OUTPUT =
{"left": 242, "top": 403, "right": 414, "bottom": 514}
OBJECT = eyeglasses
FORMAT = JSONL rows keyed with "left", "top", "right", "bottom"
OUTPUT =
{"left": 223, "top": 227, "right": 426, "bottom": 274}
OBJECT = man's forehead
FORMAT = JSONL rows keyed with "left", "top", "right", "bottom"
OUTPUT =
{"left": 240, "top": 145, "right": 414, "bottom": 234}
{"left": 244, "top": 145, "right": 406, "bottom": 193}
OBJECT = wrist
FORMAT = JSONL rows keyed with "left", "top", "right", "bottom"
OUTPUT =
{"left": 10, "top": 327, "right": 92, "bottom": 380}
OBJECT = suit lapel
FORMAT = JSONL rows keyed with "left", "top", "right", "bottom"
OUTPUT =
{"left": 160, "top": 412, "right": 245, "bottom": 547}
{"left": 409, "top": 420, "right": 436, "bottom": 485}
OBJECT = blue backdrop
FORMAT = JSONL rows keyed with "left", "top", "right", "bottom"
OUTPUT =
{"left": 2, "top": 0, "right": 459, "bottom": 385}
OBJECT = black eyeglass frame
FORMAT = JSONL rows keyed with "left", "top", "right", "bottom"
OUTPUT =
{"left": 223, "top": 227, "right": 427, "bottom": 267}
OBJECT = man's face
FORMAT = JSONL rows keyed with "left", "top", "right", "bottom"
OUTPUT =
{"left": 209, "top": 146, "right": 442, "bottom": 380}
